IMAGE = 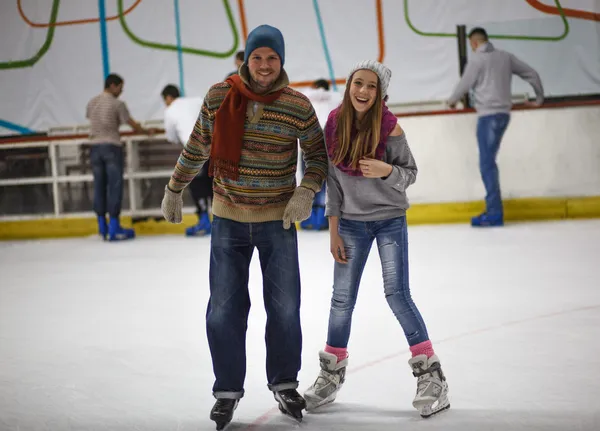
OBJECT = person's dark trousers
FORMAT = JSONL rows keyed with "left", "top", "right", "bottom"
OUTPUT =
{"left": 90, "top": 143, "right": 124, "bottom": 218}
{"left": 476, "top": 113, "right": 510, "bottom": 217}
{"left": 206, "top": 215, "right": 302, "bottom": 399}
{"left": 188, "top": 163, "right": 213, "bottom": 217}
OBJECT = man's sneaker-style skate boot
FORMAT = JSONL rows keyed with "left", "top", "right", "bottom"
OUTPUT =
{"left": 304, "top": 351, "right": 348, "bottom": 411}
{"left": 210, "top": 398, "right": 238, "bottom": 430}
{"left": 409, "top": 354, "right": 450, "bottom": 418}
{"left": 273, "top": 388, "right": 306, "bottom": 422}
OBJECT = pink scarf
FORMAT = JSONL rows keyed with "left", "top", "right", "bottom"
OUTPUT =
{"left": 324, "top": 103, "right": 398, "bottom": 176}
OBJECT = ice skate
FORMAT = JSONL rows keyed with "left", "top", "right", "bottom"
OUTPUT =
{"left": 304, "top": 351, "right": 348, "bottom": 411}
{"left": 409, "top": 354, "right": 450, "bottom": 418}
{"left": 273, "top": 388, "right": 306, "bottom": 422}
{"left": 210, "top": 398, "right": 238, "bottom": 430}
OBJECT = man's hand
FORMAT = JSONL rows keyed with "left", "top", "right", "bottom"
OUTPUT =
{"left": 523, "top": 100, "right": 541, "bottom": 108}
{"left": 358, "top": 158, "right": 393, "bottom": 178}
{"left": 161, "top": 185, "right": 183, "bottom": 223}
{"left": 282, "top": 187, "right": 315, "bottom": 229}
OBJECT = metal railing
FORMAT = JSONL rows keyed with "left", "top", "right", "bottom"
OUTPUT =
{"left": 0, "top": 126, "right": 196, "bottom": 221}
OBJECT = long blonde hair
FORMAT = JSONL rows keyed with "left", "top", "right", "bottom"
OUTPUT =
{"left": 332, "top": 73, "right": 383, "bottom": 169}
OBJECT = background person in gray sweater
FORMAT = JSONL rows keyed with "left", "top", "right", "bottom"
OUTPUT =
{"left": 448, "top": 27, "right": 544, "bottom": 227}
{"left": 304, "top": 61, "right": 450, "bottom": 419}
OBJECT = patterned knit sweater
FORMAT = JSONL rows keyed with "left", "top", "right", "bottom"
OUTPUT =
{"left": 167, "top": 69, "right": 328, "bottom": 223}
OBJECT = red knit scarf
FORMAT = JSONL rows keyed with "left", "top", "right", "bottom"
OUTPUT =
{"left": 209, "top": 74, "right": 284, "bottom": 181}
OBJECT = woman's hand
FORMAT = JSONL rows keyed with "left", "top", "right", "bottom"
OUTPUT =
{"left": 330, "top": 232, "right": 347, "bottom": 264}
{"left": 358, "top": 158, "right": 393, "bottom": 178}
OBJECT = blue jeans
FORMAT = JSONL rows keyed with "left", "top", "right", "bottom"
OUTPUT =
{"left": 90, "top": 144, "right": 124, "bottom": 218}
{"left": 476, "top": 113, "right": 510, "bottom": 216}
{"left": 206, "top": 215, "right": 302, "bottom": 399}
{"left": 327, "top": 216, "right": 429, "bottom": 349}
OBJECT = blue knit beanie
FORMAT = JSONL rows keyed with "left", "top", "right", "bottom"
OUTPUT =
{"left": 244, "top": 25, "right": 285, "bottom": 66}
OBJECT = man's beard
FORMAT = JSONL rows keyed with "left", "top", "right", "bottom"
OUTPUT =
{"left": 250, "top": 73, "right": 279, "bottom": 94}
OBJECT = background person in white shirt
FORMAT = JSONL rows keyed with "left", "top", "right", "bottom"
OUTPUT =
{"left": 161, "top": 84, "right": 213, "bottom": 236}
{"left": 299, "top": 79, "right": 342, "bottom": 230}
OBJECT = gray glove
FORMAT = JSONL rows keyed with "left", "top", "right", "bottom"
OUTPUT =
{"left": 282, "top": 187, "right": 315, "bottom": 229}
{"left": 161, "top": 185, "right": 183, "bottom": 223}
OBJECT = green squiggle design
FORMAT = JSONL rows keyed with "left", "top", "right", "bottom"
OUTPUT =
{"left": 0, "top": 0, "right": 60, "bottom": 69}
{"left": 117, "top": 0, "right": 239, "bottom": 58}
{"left": 404, "top": 0, "right": 569, "bottom": 41}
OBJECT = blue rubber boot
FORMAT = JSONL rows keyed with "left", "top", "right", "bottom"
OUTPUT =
{"left": 301, "top": 206, "right": 328, "bottom": 231}
{"left": 471, "top": 213, "right": 504, "bottom": 227}
{"left": 312, "top": 206, "right": 328, "bottom": 230}
{"left": 300, "top": 209, "right": 315, "bottom": 230}
{"left": 108, "top": 217, "right": 136, "bottom": 241}
{"left": 185, "top": 212, "right": 212, "bottom": 236}
{"left": 97, "top": 216, "right": 108, "bottom": 240}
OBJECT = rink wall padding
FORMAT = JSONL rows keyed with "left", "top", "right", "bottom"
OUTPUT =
{"left": 0, "top": 214, "right": 199, "bottom": 240}
{"left": 1, "top": 196, "right": 599, "bottom": 240}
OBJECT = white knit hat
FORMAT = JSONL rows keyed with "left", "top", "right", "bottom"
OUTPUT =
{"left": 347, "top": 60, "right": 392, "bottom": 99}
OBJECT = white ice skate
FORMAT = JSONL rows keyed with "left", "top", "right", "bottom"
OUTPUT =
{"left": 408, "top": 354, "right": 450, "bottom": 418}
{"left": 304, "top": 351, "right": 348, "bottom": 411}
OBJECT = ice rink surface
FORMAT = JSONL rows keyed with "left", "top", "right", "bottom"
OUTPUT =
{"left": 1, "top": 219, "right": 599, "bottom": 430}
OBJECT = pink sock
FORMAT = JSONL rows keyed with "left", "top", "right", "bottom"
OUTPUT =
{"left": 410, "top": 340, "right": 435, "bottom": 358}
{"left": 325, "top": 344, "right": 348, "bottom": 363}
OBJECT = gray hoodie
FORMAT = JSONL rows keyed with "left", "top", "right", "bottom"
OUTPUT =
{"left": 449, "top": 42, "right": 544, "bottom": 116}
{"left": 325, "top": 134, "right": 417, "bottom": 221}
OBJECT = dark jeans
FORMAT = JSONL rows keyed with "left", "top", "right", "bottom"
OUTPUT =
{"left": 476, "top": 113, "right": 510, "bottom": 216}
{"left": 189, "top": 163, "right": 213, "bottom": 216}
{"left": 90, "top": 144, "right": 124, "bottom": 218}
{"left": 206, "top": 215, "right": 302, "bottom": 399}
{"left": 327, "top": 216, "right": 430, "bottom": 349}
{"left": 301, "top": 155, "right": 326, "bottom": 207}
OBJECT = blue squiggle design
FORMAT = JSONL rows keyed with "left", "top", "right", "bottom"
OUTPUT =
{"left": 312, "top": 0, "right": 337, "bottom": 90}
{"left": 173, "top": 0, "right": 185, "bottom": 95}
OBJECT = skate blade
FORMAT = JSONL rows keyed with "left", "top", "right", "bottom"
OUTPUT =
{"left": 420, "top": 402, "right": 450, "bottom": 418}
{"left": 278, "top": 403, "right": 304, "bottom": 422}
{"left": 305, "top": 396, "right": 336, "bottom": 412}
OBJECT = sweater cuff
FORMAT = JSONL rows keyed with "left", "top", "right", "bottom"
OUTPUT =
{"left": 299, "top": 178, "right": 321, "bottom": 194}
{"left": 382, "top": 166, "right": 401, "bottom": 188}
{"left": 325, "top": 206, "right": 341, "bottom": 217}
{"left": 167, "top": 179, "right": 185, "bottom": 193}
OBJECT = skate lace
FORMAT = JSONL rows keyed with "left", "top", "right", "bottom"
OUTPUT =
{"left": 313, "top": 369, "right": 337, "bottom": 389}
{"left": 413, "top": 361, "right": 443, "bottom": 393}
{"left": 416, "top": 374, "right": 431, "bottom": 393}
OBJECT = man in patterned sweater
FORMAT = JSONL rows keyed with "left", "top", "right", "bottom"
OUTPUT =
{"left": 161, "top": 25, "right": 327, "bottom": 427}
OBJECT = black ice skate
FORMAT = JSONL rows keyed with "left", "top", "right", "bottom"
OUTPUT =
{"left": 210, "top": 398, "right": 239, "bottom": 430}
{"left": 273, "top": 388, "right": 306, "bottom": 422}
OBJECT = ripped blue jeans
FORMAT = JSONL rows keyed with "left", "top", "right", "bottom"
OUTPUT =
{"left": 326, "top": 216, "right": 430, "bottom": 348}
